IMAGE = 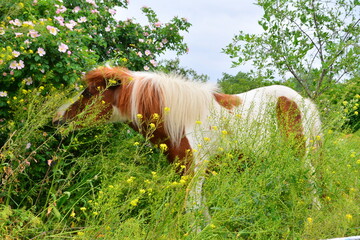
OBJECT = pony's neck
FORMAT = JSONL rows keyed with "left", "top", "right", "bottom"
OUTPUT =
{"left": 130, "top": 72, "right": 218, "bottom": 146}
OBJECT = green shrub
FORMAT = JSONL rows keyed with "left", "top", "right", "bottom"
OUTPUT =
{"left": 0, "top": 0, "right": 191, "bottom": 145}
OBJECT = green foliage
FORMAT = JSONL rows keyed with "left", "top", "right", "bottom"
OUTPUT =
{"left": 0, "top": 0, "right": 191, "bottom": 145}
{"left": 217, "top": 71, "right": 280, "bottom": 94}
{"left": 158, "top": 58, "right": 210, "bottom": 82}
{"left": 224, "top": 0, "right": 360, "bottom": 99}
{"left": 318, "top": 76, "right": 360, "bottom": 132}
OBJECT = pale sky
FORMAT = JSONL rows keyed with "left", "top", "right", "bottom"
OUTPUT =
{"left": 116, "top": 1, "right": 264, "bottom": 82}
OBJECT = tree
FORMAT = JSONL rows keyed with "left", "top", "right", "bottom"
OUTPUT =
{"left": 0, "top": 0, "right": 191, "bottom": 144}
{"left": 217, "top": 71, "right": 278, "bottom": 94}
{"left": 158, "top": 58, "right": 210, "bottom": 82}
{"left": 224, "top": 0, "right": 360, "bottom": 99}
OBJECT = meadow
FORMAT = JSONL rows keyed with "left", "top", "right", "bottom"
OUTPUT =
{"left": 0, "top": 87, "right": 359, "bottom": 240}
{"left": 1, "top": 0, "right": 359, "bottom": 239}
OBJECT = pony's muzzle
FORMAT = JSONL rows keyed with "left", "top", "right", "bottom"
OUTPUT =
{"left": 53, "top": 111, "right": 66, "bottom": 126}
{"left": 52, "top": 118, "right": 65, "bottom": 126}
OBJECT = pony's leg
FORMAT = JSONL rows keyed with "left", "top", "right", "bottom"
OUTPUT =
{"left": 186, "top": 154, "right": 211, "bottom": 232}
{"left": 304, "top": 152, "right": 322, "bottom": 209}
{"left": 276, "top": 96, "right": 321, "bottom": 209}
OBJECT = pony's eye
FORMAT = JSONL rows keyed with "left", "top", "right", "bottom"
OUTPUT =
{"left": 82, "top": 88, "right": 93, "bottom": 98}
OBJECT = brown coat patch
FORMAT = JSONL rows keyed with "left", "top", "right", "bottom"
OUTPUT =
{"left": 134, "top": 80, "right": 162, "bottom": 120}
{"left": 129, "top": 122, "right": 192, "bottom": 175}
{"left": 276, "top": 96, "right": 306, "bottom": 155}
{"left": 84, "top": 67, "right": 133, "bottom": 89}
{"left": 113, "top": 83, "right": 133, "bottom": 118}
{"left": 214, "top": 93, "right": 242, "bottom": 110}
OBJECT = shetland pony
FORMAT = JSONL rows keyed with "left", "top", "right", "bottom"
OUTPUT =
{"left": 53, "top": 66, "right": 322, "bottom": 226}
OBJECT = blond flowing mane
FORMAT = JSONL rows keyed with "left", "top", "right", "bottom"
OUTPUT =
{"left": 129, "top": 71, "right": 218, "bottom": 145}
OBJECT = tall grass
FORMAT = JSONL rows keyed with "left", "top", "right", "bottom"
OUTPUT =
{"left": 0, "top": 88, "right": 359, "bottom": 239}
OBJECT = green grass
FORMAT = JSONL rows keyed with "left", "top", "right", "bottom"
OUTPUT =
{"left": 0, "top": 90, "right": 359, "bottom": 239}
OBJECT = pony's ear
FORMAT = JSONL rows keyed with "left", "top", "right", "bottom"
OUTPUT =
{"left": 84, "top": 67, "right": 133, "bottom": 89}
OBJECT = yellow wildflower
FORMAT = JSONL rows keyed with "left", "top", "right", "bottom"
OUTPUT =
{"left": 136, "top": 113, "right": 143, "bottom": 119}
{"left": 164, "top": 107, "right": 170, "bottom": 112}
{"left": 195, "top": 120, "right": 202, "bottom": 124}
{"left": 130, "top": 198, "right": 139, "bottom": 206}
{"left": 126, "top": 176, "right": 135, "bottom": 183}
{"left": 108, "top": 79, "right": 117, "bottom": 84}
{"left": 80, "top": 207, "right": 86, "bottom": 211}
{"left": 70, "top": 211, "right": 76, "bottom": 217}
{"left": 152, "top": 113, "right": 159, "bottom": 120}
{"left": 345, "top": 214, "right": 353, "bottom": 220}
{"left": 159, "top": 143, "right": 168, "bottom": 151}
{"left": 149, "top": 123, "right": 156, "bottom": 129}
{"left": 222, "top": 130, "right": 228, "bottom": 135}
{"left": 307, "top": 217, "right": 313, "bottom": 224}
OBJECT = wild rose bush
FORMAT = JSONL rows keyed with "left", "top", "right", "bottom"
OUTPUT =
{"left": 0, "top": 0, "right": 191, "bottom": 143}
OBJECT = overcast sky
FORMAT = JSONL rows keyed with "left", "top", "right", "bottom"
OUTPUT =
{"left": 116, "top": 0, "right": 264, "bottom": 82}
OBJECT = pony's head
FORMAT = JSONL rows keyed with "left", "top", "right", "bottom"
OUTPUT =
{"left": 53, "top": 67, "right": 133, "bottom": 125}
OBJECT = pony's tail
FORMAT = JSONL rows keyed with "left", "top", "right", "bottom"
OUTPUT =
{"left": 302, "top": 98, "right": 323, "bottom": 148}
